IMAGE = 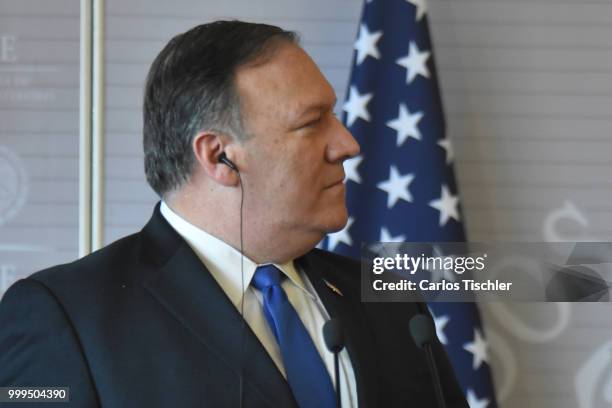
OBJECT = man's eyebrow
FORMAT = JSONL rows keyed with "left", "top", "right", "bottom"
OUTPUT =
{"left": 295, "top": 97, "right": 338, "bottom": 117}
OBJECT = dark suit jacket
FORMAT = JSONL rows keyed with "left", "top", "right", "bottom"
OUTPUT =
{"left": 0, "top": 204, "right": 467, "bottom": 407}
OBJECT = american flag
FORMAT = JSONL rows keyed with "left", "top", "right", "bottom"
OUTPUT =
{"left": 326, "top": 0, "right": 498, "bottom": 406}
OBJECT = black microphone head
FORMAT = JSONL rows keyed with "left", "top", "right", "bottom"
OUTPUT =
{"left": 323, "top": 318, "right": 344, "bottom": 353}
{"left": 409, "top": 314, "right": 436, "bottom": 349}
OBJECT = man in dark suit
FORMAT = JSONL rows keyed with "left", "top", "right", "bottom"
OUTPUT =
{"left": 0, "top": 21, "right": 467, "bottom": 407}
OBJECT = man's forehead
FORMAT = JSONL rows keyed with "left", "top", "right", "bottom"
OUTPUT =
{"left": 235, "top": 43, "right": 336, "bottom": 116}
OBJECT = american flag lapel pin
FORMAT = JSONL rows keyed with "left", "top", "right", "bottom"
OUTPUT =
{"left": 323, "top": 279, "right": 343, "bottom": 296}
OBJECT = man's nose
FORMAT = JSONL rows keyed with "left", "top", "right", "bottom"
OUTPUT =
{"left": 326, "top": 117, "right": 361, "bottom": 163}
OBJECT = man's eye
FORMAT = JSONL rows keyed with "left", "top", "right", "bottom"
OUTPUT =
{"left": 300, "top": 118, "right": 321, "bottom": 128}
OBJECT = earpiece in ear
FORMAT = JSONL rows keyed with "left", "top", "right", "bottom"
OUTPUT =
{"left": 218, "top": 152, "right": 238, "bottom": 171}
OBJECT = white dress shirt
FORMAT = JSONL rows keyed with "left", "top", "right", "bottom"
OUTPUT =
{"left": 160, "top": 201, "right": 357, "bottom": 407}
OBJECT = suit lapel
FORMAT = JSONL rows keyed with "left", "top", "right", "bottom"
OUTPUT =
{"left": 298, "top": 252, "right": 380, "bottom": 408}
{"left": 138, "top": 205, "right": 297, "bottom": 408}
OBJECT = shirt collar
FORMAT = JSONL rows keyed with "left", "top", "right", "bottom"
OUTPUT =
{"left": 159, "top": 201, "right": 314, "bottom": 308}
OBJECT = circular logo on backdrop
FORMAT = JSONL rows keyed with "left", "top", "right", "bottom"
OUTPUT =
{"left": 576, "top": 340, "right": 612, "bottom": 407}
{"left": 0, "top": 146, "right": 28, "bottom": 226}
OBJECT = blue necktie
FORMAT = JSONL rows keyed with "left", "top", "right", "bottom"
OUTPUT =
{"left": 252, "top": 265, "right": 336, "bottom": 408}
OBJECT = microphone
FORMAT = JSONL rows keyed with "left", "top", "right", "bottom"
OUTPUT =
{"left": 323, "top": 318, "right": 344, "bottom": 408}
{"left": 409, "top": 314, "right": 446, "bottom": 408}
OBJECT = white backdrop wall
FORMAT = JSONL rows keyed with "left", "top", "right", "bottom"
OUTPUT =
{"left": 1, "top": 0, "right": 612, "bottom": 407}
{"left": 0, "top": 0, "right": 80, "bottom": 289}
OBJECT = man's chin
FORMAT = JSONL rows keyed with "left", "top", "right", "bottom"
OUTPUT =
{"left": 324, "top": 208, "right": 349, "bottom": 233}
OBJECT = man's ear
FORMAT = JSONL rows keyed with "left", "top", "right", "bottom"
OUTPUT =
{"left": 192, "top": 131, "right": 240, "bottom": 187}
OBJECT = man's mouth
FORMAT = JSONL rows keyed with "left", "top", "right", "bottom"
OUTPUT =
{"left": 325, "top": 178, "right": 345, "bottom": 189}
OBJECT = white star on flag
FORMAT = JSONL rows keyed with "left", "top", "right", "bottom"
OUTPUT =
{"left": 354, "top": 24, "right": 383, "bottom": 65}
{"left": 427, "top": 245, "right": 458, "bottom": 283}
{"left": 406, "top": 0, "right": 428, "bottom": 21}
{"left": 344, "top": 155, "right": 363, "bottom": 184}
{"left": 466, "top": 389, "right": 490, "bottom": 408}
{"left": 339, "top": 0, "right": 499, "bottom": 401}
{"left": 327, "top": 217, "right": 354, "bottom": 251}
{"left": 429, "top": 184, "right": 460, "bottom": 227}
{"left": 396, "top": 41, "right": 430, "bottom": 84}
{"left": 380, "top": 227, "right": 406, "bottom": 242}
{"left": 377, "top": 166, "right": 415, "bottom": 208}
{"left": 463, "top": 329, "right": 489, "bottom": 370}
{"left": 437, "top": 138, "right": 454, "bottom": 164}
{"left": 343, "top": 86, "right": 373, "bottom": 127}
{"left": 429, "top": 309, "right": 450, "bottom": 345}
{"left": 386, "top": 103, "right": 424, "bottom": 146}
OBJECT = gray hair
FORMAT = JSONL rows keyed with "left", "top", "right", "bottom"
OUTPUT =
{"left": 143, "top": 20, "right": 298, "bottom": 197}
